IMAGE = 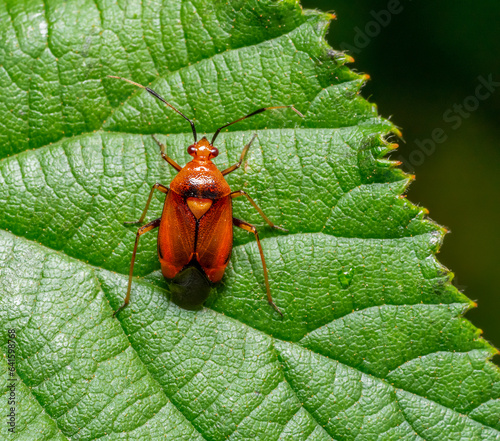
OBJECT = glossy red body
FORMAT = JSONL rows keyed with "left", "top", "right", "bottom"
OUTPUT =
{"left": 108, "top": 75, "right": 298, "bottom": 316}
{"left": 158, "top": 137, "right": 233, "bottom": 282}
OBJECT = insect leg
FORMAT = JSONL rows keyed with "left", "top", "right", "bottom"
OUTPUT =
{"left": 151, "top": 135, "right": 182, "bottom": 172}
{"left": 114, "top": 218, "right": 161, "bottom": 317}
{"left": 222, "top": 133, "right": 257, "bottom": 176}
{"left": 125, "top": 184, "right": 169, "bottom": 224}
{"left": 231, "top": 190, "right": 288, "bottom": 232}
{"left": 233, "top": 217, "right": 282, "bottom": 316}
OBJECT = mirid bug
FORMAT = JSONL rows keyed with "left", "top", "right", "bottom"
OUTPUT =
{"left": 109, "top": 76, "right": 303, "bottom": 316}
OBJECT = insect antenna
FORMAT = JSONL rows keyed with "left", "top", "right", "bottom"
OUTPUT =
{"left": 108, "top": 76, "right": 197, "bottom": 142}
{"left": 211, "top": 105, "right": 304, "bottom": 145}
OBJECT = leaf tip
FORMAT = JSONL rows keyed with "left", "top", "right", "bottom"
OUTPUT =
{"left": 392, "top": 127, "right": 403, "bottom": 138}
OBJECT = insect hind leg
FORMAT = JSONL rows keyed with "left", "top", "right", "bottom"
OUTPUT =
{"left": 233, "top": 217, "right": 283, "bottom": 316}
{"left": 114, "top": 218, "right": 161, "bottom": 317}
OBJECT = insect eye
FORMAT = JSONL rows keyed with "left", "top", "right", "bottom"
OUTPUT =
{"left": 210, "top": 147, "right": 219, "bottom": 158}
{"left": 187, "top": 145, "right": 196, "bottom": 155}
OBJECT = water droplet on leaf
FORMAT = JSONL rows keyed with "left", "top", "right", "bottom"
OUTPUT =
{"left": 338, "top": 268, "right": 354, "bottom": 289}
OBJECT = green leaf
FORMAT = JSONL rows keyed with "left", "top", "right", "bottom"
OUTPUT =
{"left": 0, "top": 1, "right": 498, "bottom": 440}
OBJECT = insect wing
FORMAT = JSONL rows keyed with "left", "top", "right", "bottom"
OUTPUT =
{"left": 196, "top": 195, "right": 233, "bottom": 283}
{"left": 158, "top": 191, "right": 196, "bottom": 278}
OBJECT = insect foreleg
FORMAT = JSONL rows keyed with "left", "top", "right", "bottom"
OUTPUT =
{"left": 222, "top": 133, "right": 257, "bottom": 176}
{"left": 151, "top": 135, "right": 182, "bottom": 172}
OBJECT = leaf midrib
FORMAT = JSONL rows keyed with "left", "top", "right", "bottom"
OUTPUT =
{"left": 5, "top": 230, "right": 497, "bottom": 438}
{"left": 1, "top": 125, "right": 414, "bottom": 268}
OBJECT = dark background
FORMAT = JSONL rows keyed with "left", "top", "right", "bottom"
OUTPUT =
{"left": 301, "top": 0, "right": 500, "bottom": 351}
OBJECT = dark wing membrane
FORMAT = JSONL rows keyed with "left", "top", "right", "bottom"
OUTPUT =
{"left": 158, "top": 191, "right": 196, "bottom": 279}
{"left": 196, "top": 196, "right": 233, "bottom": 283}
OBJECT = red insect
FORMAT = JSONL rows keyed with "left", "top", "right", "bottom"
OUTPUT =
{"left": 109, "top": 76, "right": 302, "bottom": 316}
